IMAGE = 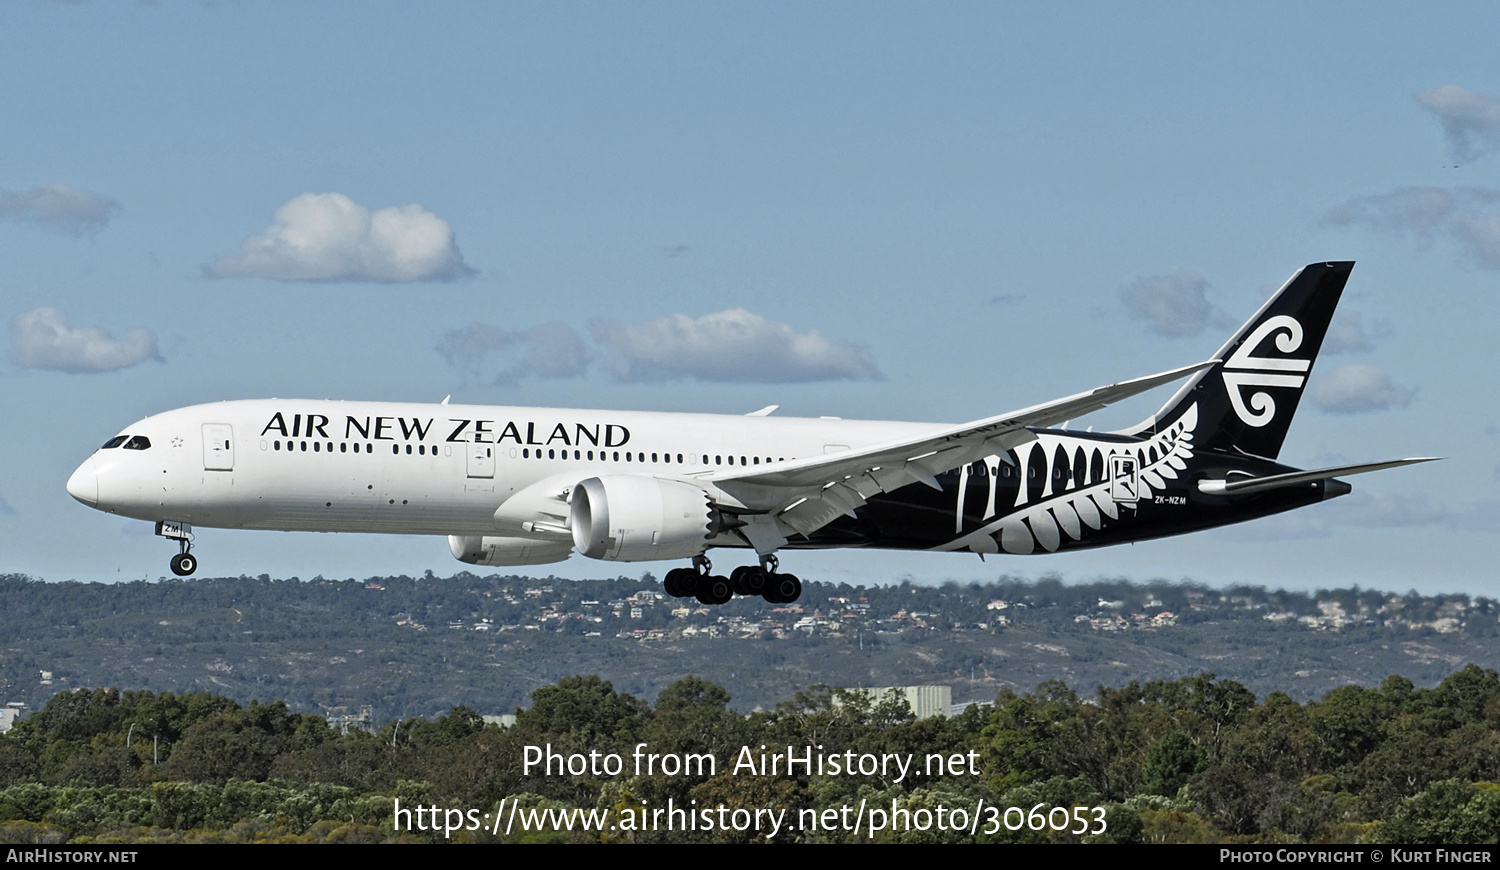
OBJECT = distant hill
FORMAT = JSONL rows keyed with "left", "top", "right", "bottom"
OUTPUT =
{"left": 2, "top": 572, "right": 1496, "bottom": 720}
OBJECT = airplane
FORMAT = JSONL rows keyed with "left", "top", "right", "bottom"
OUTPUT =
{"left": 66, "top": 261, "right": 1433, "bottom": 605}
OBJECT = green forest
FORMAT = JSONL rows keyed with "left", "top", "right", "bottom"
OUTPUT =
{"left": 3, "top": 666, "right": 1500, "bottom": 843}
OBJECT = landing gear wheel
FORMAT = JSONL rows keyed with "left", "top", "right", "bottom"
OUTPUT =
{"left": 764, "top": 572, "right": 801, "bottom": 604}
{"left": 696, "top": 575, "right": 733, "bottom": 606}
{"left": 730, "top": 565, "right": 756, "bottom": 596}
{"left": 170, "top": 552, "right": 198, "bottom": 577}
{"left": 664, "top": 567, "right": 697, "bottom": 598}
{"left": 742, "top": 567, "right": 769, "bottom": 596}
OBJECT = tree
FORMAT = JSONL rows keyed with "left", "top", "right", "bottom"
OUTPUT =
{"left": 1141, "top": 732, "right": 1204, "bottom": 798}
{"left": 1374, "top": 780, "right": 1500, "bottom": 844}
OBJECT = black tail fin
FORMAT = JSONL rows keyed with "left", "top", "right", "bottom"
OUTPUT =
{"left": 1128, "top": 261, "right": 1353, "bottom": 460}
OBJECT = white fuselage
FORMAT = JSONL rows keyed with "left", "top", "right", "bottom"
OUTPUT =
{"left": 67, "top": 399, "right": 939, "bottom": 538}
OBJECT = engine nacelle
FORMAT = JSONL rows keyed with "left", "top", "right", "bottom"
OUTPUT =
{"left": 569, "top": 476, "right": 713, "bottom": 562}
{"left": 448, "top": 535, "right": 573, "bottom": 567}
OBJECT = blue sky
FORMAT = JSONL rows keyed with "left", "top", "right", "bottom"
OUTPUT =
{"left": 3, "top": 2, "right": 1496, "bottom": 595}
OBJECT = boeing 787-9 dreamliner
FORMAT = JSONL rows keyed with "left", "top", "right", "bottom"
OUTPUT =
{"left": 67, "top": 262, "right": 1433, "bottom": 605}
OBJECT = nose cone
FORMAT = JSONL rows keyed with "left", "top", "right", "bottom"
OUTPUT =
{"left": 67, "top": 457, "right": 98, "bottom": 506}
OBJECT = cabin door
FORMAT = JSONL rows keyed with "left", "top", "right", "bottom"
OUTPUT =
{"left": 467, "top": 443, "right": 495, "bottom": 479}
{"left": 203, "top": 424, "right": 234, "bottom": 471}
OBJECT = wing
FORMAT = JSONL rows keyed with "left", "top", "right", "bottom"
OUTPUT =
{"left": 708, "top": 360, "right": 1216, "bottom": 540}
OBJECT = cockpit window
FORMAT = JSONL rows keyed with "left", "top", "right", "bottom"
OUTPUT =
{"left": 101, "top": 436, "right": 129, "bottom": 449}
{"left": 122, "top": 436, "right": 151, "bottom": 451}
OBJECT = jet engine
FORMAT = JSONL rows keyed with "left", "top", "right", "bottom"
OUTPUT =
{"left": 569, "top": 476, "right": 713, "bottom": 562}
{"left": 448, "top": 535, "right": 573, "bottom": 567}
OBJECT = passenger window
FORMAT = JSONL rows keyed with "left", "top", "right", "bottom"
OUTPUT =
{"left": 123, "top": 436, "right": 151, "bottom": 450}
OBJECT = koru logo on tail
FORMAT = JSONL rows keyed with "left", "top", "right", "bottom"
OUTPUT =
{"left": 1221, "top": 315, "right": 1309, "bottom": 427}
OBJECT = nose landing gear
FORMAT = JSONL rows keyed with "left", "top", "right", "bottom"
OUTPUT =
{"left": 170, "top": 551, "right": 198, "bottom": 577}
{"left": 156, "top": 520, "right": 198, "bottom": 577}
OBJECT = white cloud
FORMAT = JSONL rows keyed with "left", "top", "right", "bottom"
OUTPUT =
{"left": 1325, "top": 186, "right": 1500, "bottom": 269}
{"left": 1327, "top": 492, "right": 1500, "bottom": 535}
{"left": 9, "top": 308, "right": 161, "bottom": 373}
{"left": 1453, "top": 500, "right": 1500, "bottom": 533}
{"left": 1120, "top": 269, "right": 1223, "bottom": 337}
{"left": 1326, "top": 186, "right": 1472, "bottom": 235}
{"left": 1219, "top": 511, "right": 1333, "bottom": 542}
{"left": 1417, "top": 84, "right": 1500, "bottom": 162}
{"left": 1223, "top": 491, "right": 1448, "bottom": 541}
{"left": 1309, "top": 364, "right": 1415, "bottom": 414}
{"left": 518, "top": 322, "right": 593, "bottom": 380}
{"left": 1322, "top": 310, "right": 1374, "bottom": 354}
{"left": 1330, "top": 491, "right": 1447, "bottom": 528}
{"left": 0, "top": 182, "right": 119, "bottom": 236}
{"left": 591, "top": 309, "right": 881, "bottom": 383}
{"left": 207, "top": 193, "right": 474, "bottom": 282}
{"left": 436, "top": 321, "right": 590, "bottom": 385}
{"left": 1451, "top": 208, "right": 1500, "bottom": 268}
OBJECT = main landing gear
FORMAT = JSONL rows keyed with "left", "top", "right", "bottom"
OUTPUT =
{"left": 156, "top": 520, "right": 198, "bottom": 577}
{"left": 662, "top": 553, "right": 802, "bottom": 606}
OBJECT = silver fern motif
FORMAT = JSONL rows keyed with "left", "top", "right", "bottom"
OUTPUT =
{"left": 938, "top": 403, "right": 1198, "bottom": 555}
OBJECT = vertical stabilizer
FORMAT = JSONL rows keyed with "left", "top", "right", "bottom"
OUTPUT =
{"left": 1127, "top": 261, "right": 1353, "bottom": 460}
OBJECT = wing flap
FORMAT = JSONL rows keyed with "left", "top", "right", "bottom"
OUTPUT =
{"left": 781, "top": 497, "right": 850, "bottom": 536}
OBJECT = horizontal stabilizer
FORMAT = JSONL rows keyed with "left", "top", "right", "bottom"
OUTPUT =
{"left": 1196, "top": 457, "right": 1440, "bottom": 496}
